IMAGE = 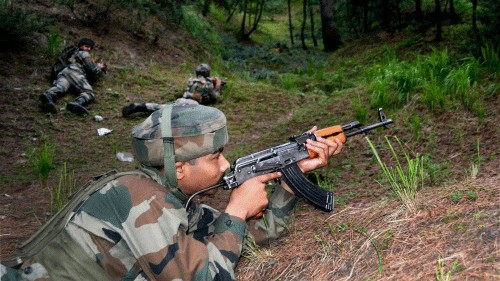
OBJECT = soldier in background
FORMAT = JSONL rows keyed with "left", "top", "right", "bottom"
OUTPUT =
{"left": 40, "top": 38, "right": 106, "bottom": 116}
{"left": 1, "top": 101, "right": 342, "bottom": 280}
{"left": 122, "top": 63, "right": 224, "bottom": 117}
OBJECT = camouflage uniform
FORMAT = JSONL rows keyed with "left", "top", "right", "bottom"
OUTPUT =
{"left": 182, "top": 75, "right": 222, "bottom": 105}
{"left": 40, "top": 39, "right": 103, "bottom": 115}
{"left": 48, "top": 50, "right": 101, "bottom": 100}
{"left": 122, "top": 65, "right": 223, "bottom": 118}
{"left": 1, "top": 102, "right": 299, "bottom": 280}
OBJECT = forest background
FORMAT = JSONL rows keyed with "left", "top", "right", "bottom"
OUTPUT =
{"left": 0, "top": 0, "right": 498, "bottom": 279}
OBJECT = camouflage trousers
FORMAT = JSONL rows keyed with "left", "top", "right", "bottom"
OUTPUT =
{"left": 144, "top": 102, "right": 164, "bottom": 111}
{"left": 144, "top": 98, "right": 199, "bottom": 111}
{"left": 46, "top": 67, "right": 95, "bottom": 103}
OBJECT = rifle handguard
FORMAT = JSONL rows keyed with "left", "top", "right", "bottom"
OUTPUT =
{"left": 307, "top": 125, "right": 346, "bottom": 158}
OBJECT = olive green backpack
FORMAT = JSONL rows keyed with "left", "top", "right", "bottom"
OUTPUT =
{"left": 3, "top": 170, "right": 151, "bottom": 280}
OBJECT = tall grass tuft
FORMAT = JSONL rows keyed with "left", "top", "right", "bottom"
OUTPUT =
{"left": 422, "top": 74, "right": 446, "bottom": 113}
{"left": 367, "top": 136, "right": 425, "bottom": 213}
{"left": 47, "top": 28, "right": 64, "bottom": 57}
{"left": 29, "top": 138, "right": 56, "bottom": 186}
{"left": 480, "top": 44, "right": 500, "bottom": 73}
{"left": 435, "top": 257, "right": 458, "bottom": 281}
{"left": 50, "top": 162, "right": 77, "bottom": 213}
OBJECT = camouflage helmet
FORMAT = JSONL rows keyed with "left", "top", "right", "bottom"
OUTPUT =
{"left": 131, "top": 101, "right": 228, "bottom": 166}
{"left": 78, "top": 38, "right": 95, "bottom": 50}
{"left": 195, "top": 63, "right": 211, "bottom": 77}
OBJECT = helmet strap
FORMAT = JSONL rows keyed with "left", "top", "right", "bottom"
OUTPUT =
{"left": 160, "top": 104, "right": 178, "bottom": 188}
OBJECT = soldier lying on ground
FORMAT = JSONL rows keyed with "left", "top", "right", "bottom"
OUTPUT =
{"left": 1, "top": 100, "right": 342, "bottom": 280}
{"left": 39, "top": 38, "right": 106, "bottom": 116}
{"left": 122, "top": 63, "right": 224, "bottom": 117}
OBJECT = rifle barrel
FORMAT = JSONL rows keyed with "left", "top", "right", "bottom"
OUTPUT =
{"left": 344, "top": 119, "right": 393, "bottom": 138}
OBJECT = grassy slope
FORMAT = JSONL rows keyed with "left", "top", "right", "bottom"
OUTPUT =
{"left": 0, "top": 2, "right": 498, "bottom": 280}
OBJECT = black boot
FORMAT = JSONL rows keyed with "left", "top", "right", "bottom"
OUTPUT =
{"left": 122, "top": 103, "right": 148, "bottom": 117}
{"left": 66, "top": 96, "right": 90, "bottom": 116}
{"left": 40, "top": 92, "right": 57, "bottom": 114}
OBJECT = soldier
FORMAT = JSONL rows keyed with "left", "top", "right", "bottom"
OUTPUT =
{"left": 122, "top": 63, "right": 224, "bottom": 117}
{"left": 1, "top": 101, "right": 342, "bottom": 280}
{"left": 40, "top": 38, "right": 106, "bottom": 116}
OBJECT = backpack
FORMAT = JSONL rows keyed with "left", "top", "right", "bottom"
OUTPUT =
{"left": 50, "top": 45, "right": 79, "bottom": 80}
{"left": 2, "top": 169, "right": 153, "bottom": 279}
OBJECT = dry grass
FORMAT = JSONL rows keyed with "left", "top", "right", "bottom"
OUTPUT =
{"left": 235, "top": 175, "right": 500, "bottom": 280}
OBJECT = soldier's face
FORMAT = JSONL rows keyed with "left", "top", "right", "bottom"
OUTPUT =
{"left": 80, "top": 44, "right": 92, "bottom": 52}
{"left": 177, "top": 150, "right": 230, "bottom": 196}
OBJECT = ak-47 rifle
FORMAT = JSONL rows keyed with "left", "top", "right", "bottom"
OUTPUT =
{"left": 185, "top": 108, "right": 393, "bottom": 212}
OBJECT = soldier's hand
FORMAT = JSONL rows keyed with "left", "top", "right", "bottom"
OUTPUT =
{"left": 225, "top": 172, "right": 281, "bottom": 220}
{"left": 297, "top": 126, "right": 343, "bottom": 174}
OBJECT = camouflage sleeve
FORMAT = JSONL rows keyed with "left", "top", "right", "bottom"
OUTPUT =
{"left": 78, "top": 51, "right": 102, "bottom": 78}
{"left": 70, "top": 175, "right": 246, "bottom": 280}
{"left": 208, "top": 77, "right": 221, "bottom": 100}
{"left": 246, "top": 185, "right": 299, "bottom": 245}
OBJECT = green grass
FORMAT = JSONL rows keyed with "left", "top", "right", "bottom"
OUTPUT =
{"left": 367, "top": 136, "right": 425, "bottom": 213}
{"left": 28, "top": 137, "right": 56, "bottom": 186}
{"left": 50, "top": 162, "right": 77, "bottom": 213}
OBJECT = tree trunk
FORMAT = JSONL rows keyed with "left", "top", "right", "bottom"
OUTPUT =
{"left": 449, "top": 0, "right": 459, "bottom": 22}
{"left": 434, "top": 0, "right": 442, "bottom": 41}
{"left": 471, "top": 0, "right": 479, "bottom": 38}
{"left": 309, "top": 0, "right": 317, "bottom": 47}
{"left": 319, "top": 0, "right": 341, "bottom": 51}
{"left": 301, "top": 0, "right": 308, "bottom": 50}
{"left": 363, "top": 0, "right": 369, "bottom": 33}
{"left": 288, "top": 0, "right": 294, "bottom": 46}
{"left": 202, "top": 0, "right": 210, "bottom": 17}
{"left": 241, "top": 0, "right": 265, "bottom": 39}
{"left": 415, "top": 0, "right": 422, "bottom": 23}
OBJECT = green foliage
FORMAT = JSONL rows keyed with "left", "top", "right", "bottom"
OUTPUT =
{"left": 50, "top": 162, "right": 77, "bottom": 213}
{"left": 279, "top": 73, "right": 298, "bottom": 91}
{"left": 0, "top": 1, "right": 45, "bottom": 50}
{"left": 29, "top": 138, "right": 56, "bottom": 185}
{"left": 182, "top": 6, "right": 224, "bottom": 56}
{"left": 352, "top": 96, "right": 368, "bottom": 124}
{"left": 367, "top": 136, "right": 425, "bottom": 213}
{"left": 47, "top": 28, "right": 65, "bottom": 57}
{"left": 480, "top": 44, "right": 500, "bottom": 73}
{"left": 422, "top": 74, "right": 447, "bottom": 113}
{"left": 423, "top": 156, "right": 450, "bottom": 186}
{"left": 436, "top": 257, "right": 459, "bottom": 281}
{"left": 364, "top": 47, "right": 490, "bottom": 117}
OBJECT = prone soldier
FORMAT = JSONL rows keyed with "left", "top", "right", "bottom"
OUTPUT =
{"left": 122, "top": 63, "right": 224, "bottom": 117}
{"left": 40, "top": 38, "right": 106, "bottom": 116}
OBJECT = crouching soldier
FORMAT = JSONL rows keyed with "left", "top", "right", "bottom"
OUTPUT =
{"left": 1, "top": 101, "right": 342, "bottom": 280}
{"left": 40, "top": 38, "right": 106, "bottom": 116}
{"left": 122, "top": 63, "right": 224, "bottom": 117}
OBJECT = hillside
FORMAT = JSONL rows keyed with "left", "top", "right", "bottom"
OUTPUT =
{"left": 0, "top": 1, "right": 498, "bottom": 280}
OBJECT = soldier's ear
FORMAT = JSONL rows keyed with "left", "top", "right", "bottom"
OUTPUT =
{"left": 175, "top": 162, "right": 185, "bottom": 180}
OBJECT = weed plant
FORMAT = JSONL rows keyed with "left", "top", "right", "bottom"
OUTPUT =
{"left": 480, "top": 44, "right": 500, "bottom": 73}
{"left": 435, "top": 257, "right": 458, "bottom": 281}
{"left": 47, "top": 28, "right": 64, "bottom": 57}
{"left": 367, "top": 136, "right": 425, "bottom": 213}
{"left": 364, "top": 47, "right": 491, "bottom": 118}
{"left": 0, "top": 0, "right": 45, "bottom": 49}
{"left": 29, "top": 138, "right": 56, "bottom": 186}
{"left": 50, "top": 162, "right": 77, "bottom": 213}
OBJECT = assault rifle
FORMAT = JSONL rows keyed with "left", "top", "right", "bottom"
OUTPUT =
{"left": 185, "top": 108, "right": 393, "bottom": 212}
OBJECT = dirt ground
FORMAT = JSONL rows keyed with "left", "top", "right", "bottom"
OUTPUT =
{"left": 1, "top": 2, "right": 499, "bottom": 280}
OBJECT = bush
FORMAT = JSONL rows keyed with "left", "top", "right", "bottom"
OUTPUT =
{"left": 0, "top": 1, "right": 45, "bottom": 50}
